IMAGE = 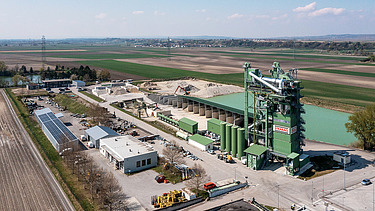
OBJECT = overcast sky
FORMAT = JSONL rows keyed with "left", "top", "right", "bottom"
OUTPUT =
{"left": 1, "top": 0, "right": 374, "bottom": 39}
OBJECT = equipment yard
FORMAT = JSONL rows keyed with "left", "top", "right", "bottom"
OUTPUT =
{"left": 73, "top": 87, "right": 375, "bottom": 211}
{"left": 0, "top": 89, "right": 74, "bottom": 211}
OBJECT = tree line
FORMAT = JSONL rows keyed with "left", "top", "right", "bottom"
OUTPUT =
{"left": 0, "top": 61, "right": 34, "bottom": 77}
{"left": 40, "top": 65, "right": 110, "bottom": 82}
{"left": 62, "top": 148, "right": 127, "bottom": 210}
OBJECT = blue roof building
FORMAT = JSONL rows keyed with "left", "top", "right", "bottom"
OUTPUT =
{"left": 84, "top": 126, "right": 119, "bottom": 149}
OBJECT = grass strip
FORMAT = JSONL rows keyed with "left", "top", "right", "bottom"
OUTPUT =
{"left": 54, "top": 94, "right": 89, "bottom": 114}
{"left": 5, "top": 88, "right": 95, "bottom": 210}
{"left": 80, "top": 91, "right": 105, "bottom": 102}
{"left": 110, "top": 104, "right": 177, "bottom": 136}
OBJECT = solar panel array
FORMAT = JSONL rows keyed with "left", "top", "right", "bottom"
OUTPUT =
{"left": 36, "top": 110, "right": 78, "bottom": 144}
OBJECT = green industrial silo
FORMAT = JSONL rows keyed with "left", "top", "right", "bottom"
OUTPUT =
{"left": 225, "top": 123, "right": 232, "bottom": 153}
{"left": 231, "top": 126, "right": 238, "bottom": 157}
{"left": 237, "top": 128, "right": 245, "bottom": 158}
{"left": 220, "top": 122, "right": 226, "bottom": 151}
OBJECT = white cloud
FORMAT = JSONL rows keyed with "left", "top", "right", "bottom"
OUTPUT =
{"left": 206, "top": 17, "right": 211, "bottom": 21}
{"left": 227, "top": 13, "right": 244, "bottom": 19}
{"left": 95, "top": 13, "right": 107, "bottom": 19}
{"left": 309, "top": 8, "right": 345, "bottom": 16}
{"left": 293, "top": 2, "right": 316, "bottom": 12}
{"left": 154, "top": 11, "right": 165, "bottom": 16}
{"left": 132, "top": 11, "right": 144, "bottom": 15}
{"left": 256, "top": 15, "right": 270, "bottom": 19}
{"left": 272, "top": 14, "right": 288, "bottom": 20}
{"left": 196, "top": 9, "right": 206, "bottom": 13}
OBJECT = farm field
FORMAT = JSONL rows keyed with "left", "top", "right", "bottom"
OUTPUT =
{"left": 0, "top": 46, "right": 374, "bottom": 108}
{"left": 0, "top": 89, "right": 73, "bottom": 210}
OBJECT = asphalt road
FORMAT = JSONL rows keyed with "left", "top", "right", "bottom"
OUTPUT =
{"left": 0, "top": 89, "right": 75, "bottom": 211}
{"left": 74, "top": 88, "right": 375, "bottom": 211}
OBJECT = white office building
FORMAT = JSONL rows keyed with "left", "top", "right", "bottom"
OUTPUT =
{"left": 100, "top": 135, "right": 157, "bottom": 173}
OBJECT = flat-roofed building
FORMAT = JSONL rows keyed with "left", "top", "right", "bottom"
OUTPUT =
{"left": 100, "top": 135, "right": 157, "bottom": 173}
{"left": 42, "top": 79, "right": 71, "bottom": 88}
{"left": 72, "top": 80, "right": 85, "bottom": 87}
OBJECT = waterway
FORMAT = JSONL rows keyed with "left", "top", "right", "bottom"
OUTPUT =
{"left": 0, "top": 75, "right": 41, "bottom": 86}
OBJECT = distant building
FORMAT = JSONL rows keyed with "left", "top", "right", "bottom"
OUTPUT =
{"left": 26, "top": 83, "right": 40, "bottom": 90}
{"left": 72, "top": 80, "right": 85, "bottom": 87}
{"left": 100, "top": 135, "right": 157, "bottom": 173}
{"left": 42, "top": 79, "right": 71, "bottom": 88}
{"left": 84, "top": 126, "right": 119, "bottom": 149}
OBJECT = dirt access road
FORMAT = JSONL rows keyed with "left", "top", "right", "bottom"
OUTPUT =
{"left": 0, "top": 89, "right": 74, "bottom": 211}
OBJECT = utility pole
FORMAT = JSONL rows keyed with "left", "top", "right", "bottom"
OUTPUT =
{"left": 42, "top": 35, "right": 46, "bottom": 70}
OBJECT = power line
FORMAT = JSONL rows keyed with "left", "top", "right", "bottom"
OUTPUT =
{"left": 42, "top": 35, "right": 46, "bottom": 70}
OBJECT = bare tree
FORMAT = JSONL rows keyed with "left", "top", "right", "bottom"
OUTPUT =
{"left": 162, "top": 140, "right": 185, "bottom": 165}
{"left": 70, "top": 74, "right": 78, "bottom": 81}
{"left": 100, "top": 172, "right": 127, "bottom": 210}
{"left": 83, "top": 74, "right": 90, "bottom": 82}
{"left": 88, "top": 103, "right": 111, "bottom": 126}
{"left": 186, "top": 163, "right": 209, "bottom": 196}
{"left": 98, "top": 69, "right": 111, "bottom": 81}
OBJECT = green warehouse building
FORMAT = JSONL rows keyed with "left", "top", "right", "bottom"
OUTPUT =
{"left": 177, "top": 62, "right": 310, "bottom": 175}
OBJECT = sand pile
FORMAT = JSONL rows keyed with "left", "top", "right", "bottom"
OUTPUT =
{"left": 192, "top": 83, "right": 243, "bottom": 98}
{"left": 112, "top": 87, "right": 127, "bottom": 95}
{"left": 143, "top": 79, "right": 244, "bottom": 98}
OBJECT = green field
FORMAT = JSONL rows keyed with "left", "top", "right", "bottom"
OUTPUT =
{"left": 225, "top": 54, "right": 375, "bottom": 66}
{"left": 208, "top": 50, "right": 366, "bottom": 61}
{"left": 300, "top": 68, "right": 375, "bottom": 78}
{"left": 48, "top": 53, "right": 167, "bottom": 60}
{"left": 79, "top": 59, "right": 375, "bottom": 107}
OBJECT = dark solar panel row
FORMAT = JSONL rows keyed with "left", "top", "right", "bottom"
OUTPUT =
{"left": 37, "top": 110, "right": 77, "bottom": 144}
{"left": 38, "top": 114, "right": 50, "bottom": 123}
{"left": 44, "top": 121, "right": 69, "bottom": 144}
{"left": 53, "top": 119, "right": 77, "bottom": 141}
{"left": 47, "top": 112, "right": 58, "bottom": 120}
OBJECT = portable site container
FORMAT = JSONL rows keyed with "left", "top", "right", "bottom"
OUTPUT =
{"left": 179, "top": 117, "right": 198, "bottom": 134}
{"left": 207, "top": 118, "right": 223, "bottom": 135}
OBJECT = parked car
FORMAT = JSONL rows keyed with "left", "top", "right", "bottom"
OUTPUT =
{"left": 207, "top": 150, "right": 215, "bottom": 155}
{"left": 46, "top": 88, "right": 51, "bottom": 91}
{"left": 204, "top": 182, "right": 217, "bottom": 190}
{"left": 361, "top": 179, "right": 371, "bottom": 185}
